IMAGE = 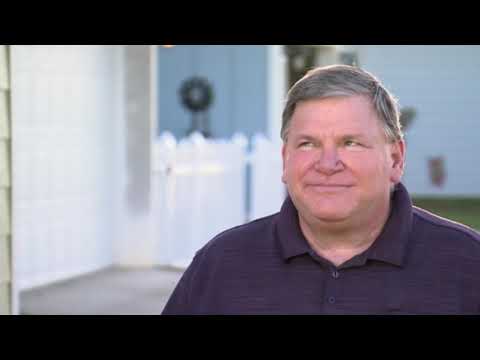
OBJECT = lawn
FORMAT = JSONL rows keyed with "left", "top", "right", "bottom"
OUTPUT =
{"left": 412, "top": 198, "right": 480, "bottom": 231}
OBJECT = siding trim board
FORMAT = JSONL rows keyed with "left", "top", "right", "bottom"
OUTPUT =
{"left": 0, "top": 45, "right": 11, "bottom": 315}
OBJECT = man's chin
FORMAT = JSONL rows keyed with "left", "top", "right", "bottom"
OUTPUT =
{"left": 309, "top": 209, "right": 352, "bottom": 224}
{"left": 315, "top": 214, "right": 350, "bottom": 223}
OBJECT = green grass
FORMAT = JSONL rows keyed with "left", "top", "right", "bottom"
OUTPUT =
{"left": 412, "top": 198, "right": 480, "bottom": 231}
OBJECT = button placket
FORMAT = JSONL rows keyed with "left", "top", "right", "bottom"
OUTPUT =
{"left": 324, "top": 268, "right": 340, "bottom": 309}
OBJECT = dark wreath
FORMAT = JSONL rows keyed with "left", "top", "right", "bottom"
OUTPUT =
{"left": 179, "top": 76, "right": 214, "bottom": 113}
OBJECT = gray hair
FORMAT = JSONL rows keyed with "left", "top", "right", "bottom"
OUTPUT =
{"left": 281, "top": 64, "right": 403, "bottom": 143}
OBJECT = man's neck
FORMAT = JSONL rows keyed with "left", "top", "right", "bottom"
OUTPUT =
{"left": 298, "top": 204, "right": 391, "bottom": 267}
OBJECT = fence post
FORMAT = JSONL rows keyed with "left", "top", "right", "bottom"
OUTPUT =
{"left": 152, "top": 131, "right": 177, "bottom": 266}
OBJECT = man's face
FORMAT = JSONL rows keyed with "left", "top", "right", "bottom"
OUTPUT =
{"left": 282, "top": 96, "right": 405, "bottom": 227}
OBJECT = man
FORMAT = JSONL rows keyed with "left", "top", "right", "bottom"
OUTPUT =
{"left": 162, "top": 65, "right": 480, "bottom": 315}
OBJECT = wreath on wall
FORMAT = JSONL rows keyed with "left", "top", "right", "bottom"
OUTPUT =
{"left": 179, "top": 76, "right": 214, "bottom": 113}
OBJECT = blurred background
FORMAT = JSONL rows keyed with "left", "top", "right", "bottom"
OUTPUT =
{"left": 0, "top": 45, "right": 479, "bottom": 315}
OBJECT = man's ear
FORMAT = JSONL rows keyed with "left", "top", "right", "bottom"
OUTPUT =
{"left": 389, "top": 140, "right": 406, "bottom": 184}
{"left": 281, "top": 143, "right": 287, "bottom": 184}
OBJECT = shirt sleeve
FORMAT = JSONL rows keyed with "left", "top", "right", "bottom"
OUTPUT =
{"left": 161, "top": 252, "right": 203, "bottom": 315}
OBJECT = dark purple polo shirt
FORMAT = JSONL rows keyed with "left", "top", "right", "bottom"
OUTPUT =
{"left": 162, "top": 183, "right": 480, "bottom": 314}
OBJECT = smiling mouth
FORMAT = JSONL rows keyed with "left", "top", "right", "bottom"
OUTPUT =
{"left": 308, "top": 184, "right": 353, "bottom": 187}
{"left": 307, "top": 184, "right": 353, "bottom": 191}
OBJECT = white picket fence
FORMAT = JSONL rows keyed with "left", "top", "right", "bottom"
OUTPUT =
{"left": 151, "top": 132, "right": 285, "bottom": 268}
{"left": 249, "top": 134, "right": 286, "bottom": 221}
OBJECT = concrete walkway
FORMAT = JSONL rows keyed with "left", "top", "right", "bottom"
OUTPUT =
{"left": 20, "top": 266, "right": 184, "bottom": 315}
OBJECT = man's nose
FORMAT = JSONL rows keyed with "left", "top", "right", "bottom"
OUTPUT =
{"left": 313, "top": 147, "right": 344, "bottom": 175}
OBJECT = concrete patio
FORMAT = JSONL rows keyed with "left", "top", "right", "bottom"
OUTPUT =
{"left": 20, "top": 266, "right": 184, "bottom": 315}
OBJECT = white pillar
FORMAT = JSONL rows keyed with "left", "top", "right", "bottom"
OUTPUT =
{"left": 266, "top": 45, "right": 287, "bottom": 142}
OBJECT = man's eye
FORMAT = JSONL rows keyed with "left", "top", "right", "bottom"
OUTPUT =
{"left": 299, "top": 142, "right": 314, "bottom": 149}
{"left": 345, "top": 140, "right": 360, "bottom": 147}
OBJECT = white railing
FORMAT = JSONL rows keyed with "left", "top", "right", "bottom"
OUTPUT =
{"left": 151, "top": 132, "right": 286, "bottom": 268}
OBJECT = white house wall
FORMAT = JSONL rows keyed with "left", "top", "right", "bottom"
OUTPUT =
{"left": 354, "top": 45, "right": 480, "bottom": 196}
{"left": 11, "top": 45, "right": 122, "bottom": 290}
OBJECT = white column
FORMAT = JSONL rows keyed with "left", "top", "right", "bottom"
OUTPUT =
{"left": 266, "top": 45, "right": 287, "bottom": 142}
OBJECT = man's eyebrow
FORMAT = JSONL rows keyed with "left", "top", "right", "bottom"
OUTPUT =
{"left": 340, "top": 133, "right": 368, "bottom": 140}
{"left": 294, "top": 134, "right": 317, "bottom": 141}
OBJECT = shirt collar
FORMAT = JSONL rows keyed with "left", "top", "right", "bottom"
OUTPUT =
{"left": 274, "top": 195, "right": 311, "bottom": 260}
{"left": 274, "top": 182, "right": 413, "bottom": 267}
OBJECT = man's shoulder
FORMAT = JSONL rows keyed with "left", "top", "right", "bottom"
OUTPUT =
{"left": 412, "top": 206, "right": 480, "bottom": 250}
{"left": 199, "top": 212, "right": 279, "bottom": 255}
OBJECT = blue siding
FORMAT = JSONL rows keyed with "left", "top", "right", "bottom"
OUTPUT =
{"left": 157, "top": 45, "right": 267, "bottom": 139}
{"left": 355, "top": 45, "right": 480, "bottom": 195}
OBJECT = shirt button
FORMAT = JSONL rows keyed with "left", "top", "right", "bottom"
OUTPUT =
{"left": 332, "top": 270, "right": 339, "bottom": 279}
{"left": 328, "top": 296, "right": 336, "bottom": 304}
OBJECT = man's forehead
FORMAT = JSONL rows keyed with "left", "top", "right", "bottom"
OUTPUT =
{"left": 297, "top": 94, "right": 375, "bottom": 112}
{"left": 289, "top": 113, "right": 380, "bottom": 134}
{"left": 289, "top": 97, "right": 383, "bottom": 134}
